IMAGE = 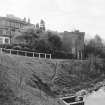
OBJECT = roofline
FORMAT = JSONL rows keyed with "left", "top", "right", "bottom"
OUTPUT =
{"left": 0, "top": 35, "right": 10, "bottom": 37}
{"left": 60, "top": 31, "right": 85, "bottom": 36}
{"left": 0, "top": 16, "right": 34, "bottom": 25}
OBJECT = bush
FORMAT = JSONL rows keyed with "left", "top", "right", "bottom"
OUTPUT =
{"left": 51, "top": 51, "right": 75, "bottom": 59}
{"left": 0, "top": 44, "right": 13, "bottom": 49}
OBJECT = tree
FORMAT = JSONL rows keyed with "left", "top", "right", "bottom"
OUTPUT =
{"left": 94, "top": 35, "right": 103, "bottom": 48}
{"left": 48, "top": 31, "right": 62, "bottom": 51}
{"left": 84, "top": 35, "right": 104, "bottom": 58}
{"left": 35, "top": 39, "right": 51, "bottom": 53}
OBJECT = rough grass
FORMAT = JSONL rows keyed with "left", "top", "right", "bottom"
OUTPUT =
{"left": 0, "top": 54, "right": 64, "bottom": 105}
{"left": 0, "top": 54, "right": 105, "bottom": 105}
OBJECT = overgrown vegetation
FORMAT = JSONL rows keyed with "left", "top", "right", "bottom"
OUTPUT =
{"left": 2, "top": 26, "right": 74, "bottom": 59}
{"left": 0, "top": 67, "right": 15, "bottom": 105}
{"left": 84, "top": 35, "right": 105, "bottom": 58}
{"left": 1, "top": 19, "right": 105, "bottom": 105}
{"left": 0, "top": 41, "right": 105, "bottom": 104}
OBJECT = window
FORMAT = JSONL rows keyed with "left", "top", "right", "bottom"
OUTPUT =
{"left": 19, "top": 23, "right": 21, "bottom": 28}
{"left": 6, "top": 21, "right": 10, "bottom": 26}
{"left": 5, "top": 38, "right": 9, "bottom": 44}
{"left": 0, "top": 38, "right": 3, "bottom": 44}
{"left": 5, "top": 21, "right": 10, "bottom": 26}
{"left": 17, "top": 23, "right": 20, "bottom": 28}
{"left": 6, "top": 30, "right": 10, "bottom": 35}
{"left": 0, "top": 30, "right": 3, "bottom": 35}
{"left": 15, "top": 23, "right": 18, "bottom": 28}
{"left": 3, "top": 30, "right": 7, "bottom": 35}
{"left": 11, "top": 22, "right": 15, "bottom": 27}
{"left": 2, "top": 20, "right": 6, "bottom": 26}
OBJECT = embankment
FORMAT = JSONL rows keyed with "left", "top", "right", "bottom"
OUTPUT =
{"left": 0, "top": 54, "right": 105, "bottom": 105}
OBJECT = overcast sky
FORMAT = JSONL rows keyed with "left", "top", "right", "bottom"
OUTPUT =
{"left": 0, "top": 0, "right": 105, "bottom": 39}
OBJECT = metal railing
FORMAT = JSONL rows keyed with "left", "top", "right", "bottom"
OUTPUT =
{"left": 0, "top": 48, "right": 51, "bottom": 59}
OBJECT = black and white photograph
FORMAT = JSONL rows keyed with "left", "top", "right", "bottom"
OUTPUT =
{"left": 0, "top": 0, "right": 105, "bottom": 105}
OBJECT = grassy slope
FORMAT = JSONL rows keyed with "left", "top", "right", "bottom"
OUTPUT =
{"left": 0, "top": 54, "right": 65, "bottom": 105}
{"left": 0, "top": 54, "right": 105, "bottom": 105}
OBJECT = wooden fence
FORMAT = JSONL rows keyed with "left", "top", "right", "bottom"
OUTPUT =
{"left": 0, "top": 48, "right": 51, "bottom": 59}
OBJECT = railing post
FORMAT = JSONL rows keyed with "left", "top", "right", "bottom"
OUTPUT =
{"left": 10, "top": 49, "right": 11, "bottom": 55}
{"left": 25, "top": 51, "right": 27, "bottom": 56}
{"left": 33, "top": 52, "right": 34, "bottom": 57}
{"left": 49, "top": 54, "right": 51, "bottom": 59}
{"left": 0, "top": 47, "right": 52, "bottom": 60}
{"left": 0, "top": 48, "right": 2, "bottom": 53}
{"left": 39, "top": 53, "right": 41, "bottom": 58}
{"left": 45, "top": 54, "right": 46, "bottom": 59}
{"left": 81, "top": 52, "right": 82, "bottom": 60}
{"left": 17, "top": 50, "right": 18, "bottom": 55}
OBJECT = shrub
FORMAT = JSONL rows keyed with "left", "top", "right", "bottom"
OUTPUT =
{"left": 51, "top": 51, "right": 75, "bottom": 59}
{"left": 0, "top": 44, "right": 13, "bottom": 49}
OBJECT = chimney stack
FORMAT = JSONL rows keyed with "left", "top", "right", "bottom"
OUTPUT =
{"left": 23, "top": 17, "right": 26, "bottom": 22}
{"left": 28, "top": 18, "right": 30, "bottom": 23}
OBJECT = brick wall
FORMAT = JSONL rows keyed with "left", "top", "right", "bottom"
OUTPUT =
{"left": 61, "top": 31, "right": 85, "bottom": 59}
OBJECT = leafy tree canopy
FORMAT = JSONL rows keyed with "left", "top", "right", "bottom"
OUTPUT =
{"left": 84, "top": 35, "right": 104, "bottom": 58}
{"left": 47, "top": 31, "right": 62, "bottom": 50}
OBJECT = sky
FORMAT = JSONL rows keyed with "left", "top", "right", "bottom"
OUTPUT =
{"left": 0, "top": 0, "right": 105, "bottom": 39}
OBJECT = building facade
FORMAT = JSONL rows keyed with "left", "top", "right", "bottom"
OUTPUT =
{"left": 0, "top": 14, "right": 34, "bottom": 44}
{"left": 0, "top": 36, "right": 10, "bottom": 44}
{"left": 61, "top": 30, "right": 85, "bottom": 59}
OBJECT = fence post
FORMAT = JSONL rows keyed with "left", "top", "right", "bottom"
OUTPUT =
{"left": 17, "top": 50, "right": 18, "bottom": 55}
{"left": 45, "top": 54, "right": 46, "bottom": 59}
{"left": 33, "top": 52, "right": 34, "bottom": 57}
{"left": 0, "top": 48, "right": 2, "bottom": 53}
{"left": 10, "top": 49, "right": 11, "bottom": 55}
{"left": 25, "top": 51, "right": 27, "bottom": 56}
{"left": 39, "top": 53, "right": 41, "bottom": 58}
{"left": 49, "top": 54, "right": 51, "bottom": 59}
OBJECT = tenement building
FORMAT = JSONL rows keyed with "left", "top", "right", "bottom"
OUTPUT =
{"left": 0, "top": 14, "right": 34, "bottom": 44}
{"left": 61, "top": 30, "right": 85, "bottom": 59}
